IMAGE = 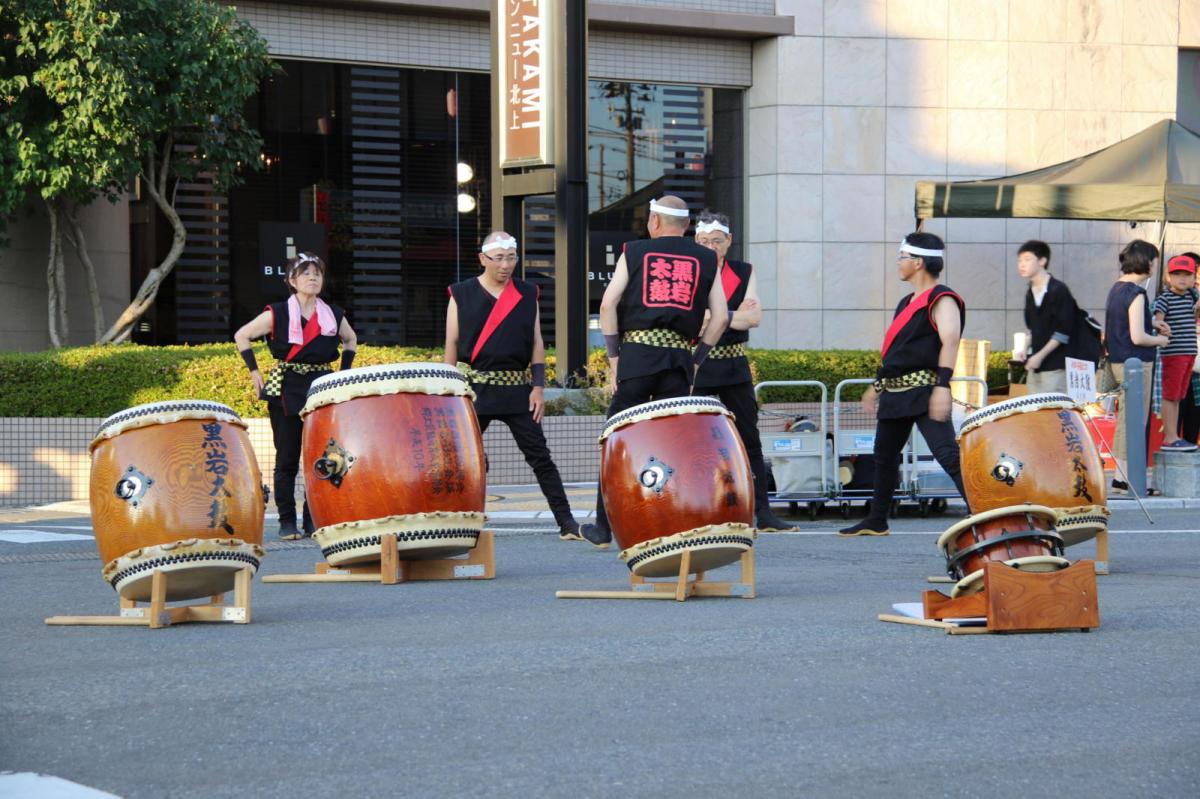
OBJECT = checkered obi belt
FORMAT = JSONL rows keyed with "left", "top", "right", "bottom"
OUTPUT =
{"left": 456, "top": 362, "right": 530, "bottom": 386}
{"left": 708, "top": 342, "right": 747, "bottom": 360}
{"left": 263, "top": 361, "right": 333, "bottom": 397}
{"left": 622, "top": 328, "right": 693, "bottom": 350}
{"left": 873, "top": 369, "right": 937, "bottom": 393}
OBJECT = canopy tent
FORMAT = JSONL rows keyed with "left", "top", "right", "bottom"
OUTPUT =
{"left": 915, "top": 120, "right": 1200, "bottom": 223}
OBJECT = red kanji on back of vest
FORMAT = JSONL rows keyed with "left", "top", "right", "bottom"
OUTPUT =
{"left": 643, "top": 253, "right": 700, "bottom": 310}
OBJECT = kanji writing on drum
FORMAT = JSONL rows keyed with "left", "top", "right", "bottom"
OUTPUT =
{"left": 201, "top": 422, "right": 234, "bottom": 532}
{"left": 643, "top": 253, "right": 699, "bottom": 310}
{"left": 1058, "top": 410, "right": 1094, "bottom": 503}
{"left": 423, "top": 407, "right": 467, "bottom": 495}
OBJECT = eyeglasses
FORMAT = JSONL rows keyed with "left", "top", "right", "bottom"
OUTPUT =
{"left": 484, "top": 253, "right": 519, "bottom": 264}
{"left": 896, "top": 255, "right": 918, "bottom": 263}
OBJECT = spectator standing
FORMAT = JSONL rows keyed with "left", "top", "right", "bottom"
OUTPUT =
{"left": 1103, "top": 240, "right": 1170, "bottom": 492}
{"left": 1015, "top": 240, "right": 1078, "bottom": 394}
{"left": 1152, "top": 254, "right": 1200, "bottom": 451}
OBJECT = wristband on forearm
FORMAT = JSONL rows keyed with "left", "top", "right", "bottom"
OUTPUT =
{"left": 604, "top": 334, "right": 620, "bottom": 359}
{"left": 340, "top": 350, "right": 355, "bottom": 371}
{"left": 693, "top": 341, "right": 713, "bottom": 368}
{"left": 240, "top": 348, "right": 258, "bottom": 373}
{"left": 531, "top": 363, "right": 546, "bottom": 388}
{"left": 936, "top": 366, "right": 953, "bottom": 388}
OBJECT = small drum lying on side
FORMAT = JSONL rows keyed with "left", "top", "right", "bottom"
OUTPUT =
{"left": 936, "top": 504, "right": 1068, "bottom": 598}
{"left": 302, "top": 363, "right": 486, "bottom": 566}
{"left": 958, "top": 393, "right": 1109, "bottom": 545}
{"left": 89, "top": 401, "right": 266, "bottom": 602}
{"left": 599, "top": 397, "right": 755, "bottom": 577}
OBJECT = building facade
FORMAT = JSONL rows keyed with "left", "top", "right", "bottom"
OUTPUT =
{"left": 3, "top": 0, "right": 1200, "bottom": 352}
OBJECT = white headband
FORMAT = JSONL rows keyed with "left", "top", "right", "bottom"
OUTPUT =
{"left": 695, "top": 220, "right": 730, "bottom": 235}
{"left": 649, "top": 200, "right": 690, "bottom": 218}
{"left": 481, "top": 237, "right": 518, "bottom": 253}
{"left": 292, "top": 253, "right": 319, "bottom": 268}
{"left": 899, "top": 240, "right": 944, "bottom": 258}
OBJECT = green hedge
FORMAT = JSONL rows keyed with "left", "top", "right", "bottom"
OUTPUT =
{"left": 0, "top": 344, "right": 1015, "bottom": 418}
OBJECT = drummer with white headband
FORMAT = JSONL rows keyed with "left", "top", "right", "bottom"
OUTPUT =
{"left": 839, "top": 232, "right": 967, "bottom": 537}
{"left": 578, "top": 195, "right": 730, "bottom": 549}
{"left": 692, "top": 209, "right": 796, "bottom": 531}
{"left": 444, "top": 231, "right": 582, "bottom": 542}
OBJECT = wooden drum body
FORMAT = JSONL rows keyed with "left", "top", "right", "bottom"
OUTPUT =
{"left": 958, "top": 393, "right": 1109, "bottom": 545}
{"left": 936, "top": 504, "right": 1067, "bottom": 597}
{"left": 89, "top": 401, "right": 266, "bottom": 602}
{"left": 301, "top": 363, "right": 486, "bottom": 566}
{"left": 599, "top": 397, "right": 755, "bottom": 577}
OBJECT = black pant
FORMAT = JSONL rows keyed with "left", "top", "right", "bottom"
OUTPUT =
{"left": 867, "top": 413, "right": 965, "bottom": 524}
{"left": 268, "top": 403, "right": 310, "bottom": 528}
{"left": 593, "top": 369, "right": 692, "bottom": 531}
{"left": 1181, "top": 378, "right": 1200, "bottom": 444}
{"left": 479, "top": 411, "right": 575, "bottom": 528}
{"left": 696, "top": 381, "right": 772, "bottom": 514}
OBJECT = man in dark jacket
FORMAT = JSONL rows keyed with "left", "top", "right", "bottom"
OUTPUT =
{"left": 1016, "top": 240, "right": 1077, "bottom": 395}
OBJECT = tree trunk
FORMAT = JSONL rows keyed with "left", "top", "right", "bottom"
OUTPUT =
{"left": 65, "top": 204, "right": 105, "bottom": 341}
{"left": 45, "top": 199, "right": 65, "bottom": 347}
{"left": 100, "top": 144, "right": 186, "bottom": 344}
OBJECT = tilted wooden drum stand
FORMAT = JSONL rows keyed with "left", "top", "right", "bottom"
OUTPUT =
{"left": 262, "top": 531, "right": 495, "bottom": 585}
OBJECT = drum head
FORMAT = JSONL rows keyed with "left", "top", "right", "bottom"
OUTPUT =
{"left": 91, "top": 400, "right": 243, "bottom": 450}
{"left": 599, "top": 396, "right": 732, "bottom": 443}
{"left": 1054, "top": 505, "right": 1110, "bottom": 546}
{"left": 102, "top": 538, "right": 263, "bottom": 602}
{"left": 303, "top": 362, "right": 474, "bottom": 415}
{"left": 950, "top": 555, "right": 1070, "bottom": 598}
{"left": 935, "top": 503, "right": 1058, "bottom": 554}
{"left": 958, "top": 392, "right": 1076, "bottom": 438}
{"left": 619, "top": 524, "right": 755, "bottom": 578}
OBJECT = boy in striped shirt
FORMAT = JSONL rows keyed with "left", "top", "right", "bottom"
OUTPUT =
{"left": 1153, "top": 254, "right": 1200, "bottom": 451}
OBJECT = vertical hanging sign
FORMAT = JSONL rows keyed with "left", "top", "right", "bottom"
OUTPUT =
{"left": 497, "top": 0, "right": 554, "bottom": 167}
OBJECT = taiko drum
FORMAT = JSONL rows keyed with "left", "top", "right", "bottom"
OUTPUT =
{"left": 599, "top": 397, "right": 755, "bottom": 577}
{"left": 301, "top": 363, "right": 486, "bottom": 566}
{"left": 936, "top": 504, "right": 1068, "bottom": 597}
{"left": 89, "top": 401, "right": 266, "bottom": 602}
{"left": 958, "top": 393, "right": 1108, "bottom": 545}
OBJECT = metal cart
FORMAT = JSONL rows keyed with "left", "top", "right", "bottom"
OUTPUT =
{"left": 754, "top": 380, "right": 835, "bottom": 520}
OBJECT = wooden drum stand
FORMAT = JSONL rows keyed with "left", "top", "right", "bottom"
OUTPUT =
{"left": 262, "top": 531, "right": 496, "bottom": 585}
{"left": 556, "top": 548, "right": 756, "bottom": 602}
{"left": 46, "top": 568, "right": 254, "bottom": 630}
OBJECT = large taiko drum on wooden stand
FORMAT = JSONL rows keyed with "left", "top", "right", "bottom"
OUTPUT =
{"left": 958, "top": 393, "right": 1109, "bottom": 545}
{"left": 599, "top": 397, "right": 755, "bottom": 577}
{"left": 936, "top": 504, "right": 1068, "bottom": 597}
{"left": 89, "top": 401, "right": 266, "bottom": 602}
{"left": 301, "top": 363, "right": 486, "bottom": 566}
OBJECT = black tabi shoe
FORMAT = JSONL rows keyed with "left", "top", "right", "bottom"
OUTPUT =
{"left": 755, "top": 509, "right": 798, "bottom": 532}
{"left": 578, "top": 523, "right": 612, "bottom": 550}
{"left": 558, "top": 520, "right": 584, "bottom": 542}
{"left": 278, "top": 520, "right": 303, "bottom": 541}
{"left": 837, "top": 519, "right": 889, "bottom": 537}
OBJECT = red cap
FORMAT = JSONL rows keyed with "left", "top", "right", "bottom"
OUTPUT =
{"left": 1167, "top": 255, "right": 1197, "bottom": 273}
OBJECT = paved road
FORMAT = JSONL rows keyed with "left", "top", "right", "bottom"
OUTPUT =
{"left": 1, "top": 506, "right": 1198, "bottom": 798}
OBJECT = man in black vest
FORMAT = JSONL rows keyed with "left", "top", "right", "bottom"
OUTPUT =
{"left": 444, "top": 232, "right": 581, "bottom": 541}
{"left": 579, "top": 196, "right": 730, "bottom": 548}
{"left": 693, "top": 210, "right": 796, "bottom": 531}
{"left": 838, "top": 232, "right": 966, "bottom": 537}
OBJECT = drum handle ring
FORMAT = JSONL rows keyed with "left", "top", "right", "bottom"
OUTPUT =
{"left": 314, "top": 438, "right": 356, "bottom": 488}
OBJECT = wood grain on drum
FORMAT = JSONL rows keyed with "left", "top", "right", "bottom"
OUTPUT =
{"left": 90, "top": 420, "right": 265, "bottom": 566}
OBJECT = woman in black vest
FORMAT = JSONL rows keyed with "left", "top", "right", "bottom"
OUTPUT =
{"left": 234, "top": 253, "right": 357, "bottom": 540}
{"left": 838, "top": 232, "right": 966, "bottom": 537}
{"left": 692, "top": 210, "right": 795, "bottom": 531}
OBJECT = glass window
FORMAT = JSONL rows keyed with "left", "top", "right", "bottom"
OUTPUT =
{"left": 522, "top": 81, "right": 744, "bottom": 343}
{"left": 1179, "top": 50, "right": 1200, "bottom": 135}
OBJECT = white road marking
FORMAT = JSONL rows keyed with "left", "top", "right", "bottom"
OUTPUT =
{"left": 0, "top": 772, "right": 119, "bottom": 798}
{"left": 0, "top": 530, "right": 94, "bottom": 544}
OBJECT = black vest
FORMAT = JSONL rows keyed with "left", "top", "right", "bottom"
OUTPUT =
{"left": 618, "top": 236, "right": 717, "bottom": 381}
{"left": 877, "top": 284, "right": 965, "bottom": 419}
{"left": 449, "top": 276, "right": 538, "bottom": 416}
{"left": 694, "top": 259, "right": 753, "bottom": 389}
{"left": 266, "top": 299, "right": 345, "bottom": 415}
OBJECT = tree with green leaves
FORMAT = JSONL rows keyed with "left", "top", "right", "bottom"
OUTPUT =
{"left": 1, "top": 0, "right": 136, "bottom": 345}
{"left": 1, "top": 0, "right": 276, "bottom": 345}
